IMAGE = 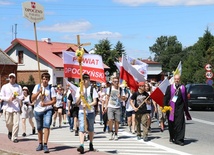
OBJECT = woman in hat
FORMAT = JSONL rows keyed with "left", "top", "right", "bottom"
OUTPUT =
{"left": 21, "top": 86, "right": 36, "bottom": 137}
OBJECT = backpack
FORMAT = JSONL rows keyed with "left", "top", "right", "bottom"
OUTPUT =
{"left": 37, "top": 84, "right": 55, "bottom": 114}
{"left": 37, "top": 84, "right": 52, "bottom": 100}
{"left": 90, "top": 85, "right": 98, "bottom": 113}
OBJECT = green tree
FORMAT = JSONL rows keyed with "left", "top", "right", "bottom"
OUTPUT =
{"left": 114, "top": 41, "right": 126, "bottom": 59}
{"left": 182, "top": 29, "right": 214, "bottom": 84}
{"left": 149, "top": 36, "right": 184, "bottom": 73}
{"left": 94, "top": 39, "right": 120, "bottom": 75}
{"left": 27, "top": 75, "right": 36, "bottom": 85}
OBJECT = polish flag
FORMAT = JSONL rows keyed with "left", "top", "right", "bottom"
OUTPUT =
{"left": 150, "top": 78, "right": 170, "bottom": 107}
{"left": 120, "top": 55, "right": 145, "bottom": 91}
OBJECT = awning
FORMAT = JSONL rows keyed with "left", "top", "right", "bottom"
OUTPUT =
{"left": 147, "top": 70, "right": 162, "bottom": 75}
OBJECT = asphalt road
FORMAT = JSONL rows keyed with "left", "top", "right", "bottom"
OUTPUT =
{"left": 0, "top": 110, "right": 213, "bottom": 155}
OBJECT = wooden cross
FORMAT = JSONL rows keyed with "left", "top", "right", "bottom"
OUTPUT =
{"left": 68, "top": 35, "right": 91, "bottom": 49}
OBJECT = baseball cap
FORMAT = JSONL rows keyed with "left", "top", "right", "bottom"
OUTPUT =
{"left": 138, "top": 82, "right": 145, "bottom": 86}
{"left": 9, "top": 73, "right": 16, "bottom": 78}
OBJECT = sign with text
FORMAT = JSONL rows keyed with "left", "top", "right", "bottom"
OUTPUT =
{"left": 22, "top": 1, "right": 44, "bottom": 23}
{"left": 63, "top": 51, "right": 106, "bottom": 83}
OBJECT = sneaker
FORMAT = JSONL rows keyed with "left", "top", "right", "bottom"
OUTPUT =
{"left": 32, "top": 127, "right": 36, "bottom": 134}
{"left": 70, "top": 129, "right": 74, "bottom": 132}
{"left": 109, "top": 132, "right": 114, "bottom": 140}
{"left": 137, "top": 136, "right": 141, "bottom": 140}
{"left": 13, "top": 139, "right": 19, "bottom": 143}
{"left": 89, "top": 143, "right": 94, "bottom": 151}
{"left": 144, "top": 136, "right": 148, "bottom": 142}
{"left": 36, "top": 144, "right": 43, "bottom": 151}
{"left": 75, "top": 131, "right": 79, "bottom": 136}
{"left": 77, "top": 145, "right": 84, "bottom": 154}
{"left": 22, "top": 133, "right": 26, "bottom": 137}
{"left": 114, "top": 134, "right": 118, "bottom": 140}
{"left": 43, "top": 145, "right": 49, "bottom": 153}
{"left": 8, "top": 132, "right": 12, "bottom": 140}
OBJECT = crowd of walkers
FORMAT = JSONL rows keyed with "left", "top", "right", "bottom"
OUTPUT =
{"left": 0, "top": 72, "right": 191, "bottom": 154}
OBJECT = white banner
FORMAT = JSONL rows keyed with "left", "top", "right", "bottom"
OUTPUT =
{"left": 63, "top": 51, "right": 106, "bottom": 83}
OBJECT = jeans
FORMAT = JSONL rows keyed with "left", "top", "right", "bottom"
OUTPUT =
{"left": 66, "top": 110, "right": 74, "bottom": 130}
{"left": 34, "top": 109, "right": 53, "bottom": 130}
{"left": 120, "top": 105, "right": 126, "bottom": 124}
{"left": 79, "top": 112, "right": 95, "bottom": 132}
{"left": 99, "top": 104, "right": 103, "bottom": 123}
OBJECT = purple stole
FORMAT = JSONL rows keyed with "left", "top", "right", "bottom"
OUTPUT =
{"left": 169, "top": 85, "right": 191, "bottom": 121}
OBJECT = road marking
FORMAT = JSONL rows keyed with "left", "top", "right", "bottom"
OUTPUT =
{"left": 120, "top": 131, "right": 192, "bottom": 155}
{"left": 192, "top": 118, "right": 214, "bottom": 126}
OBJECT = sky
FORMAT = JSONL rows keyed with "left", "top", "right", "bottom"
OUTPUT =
{"left": 1, "top": 0, "right": 214, "bottom": 59}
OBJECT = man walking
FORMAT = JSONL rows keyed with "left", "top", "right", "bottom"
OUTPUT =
{"left": 130, "top": 82, "right": 150, "bottom": 141}
{"left": 0, "top": 73, "right": 23, "bottom": 143}
{"left": 164, "top": 74, "right": 191, "bottom": 146}
{"left": 31, "top": 72, "right": 56, "bottom": 153}
{"left": 75, "top": 74, "right": 98, "bottom": 154}
{"left": 106, "top": 77, "right": 127, "bottom": 140}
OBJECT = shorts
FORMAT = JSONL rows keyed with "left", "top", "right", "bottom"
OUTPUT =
{"left": 34, "top": 109, "right": 53, "bottom": 130}
{"left": 21, "top": 105, "right": 34, "bottom": 119}
{"left": 78, "top": 112, "right": 95, "bottom": 132}
{"left": 71, "top": 107, "right": 79, "bottom": 118}
{"left": 108, "top": 107, "right": 121, "bottom": 122}
{"left": 126, "top": 110, "right": 135, "bottom": 117}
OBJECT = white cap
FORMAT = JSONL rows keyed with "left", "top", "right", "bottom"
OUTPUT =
{"left": 9, "top": 73, "right": 16, "bottom": 78}
{"left": 23, "top": 86, "right": 29, "bottom": 91}
{"left": 101, "top": 83, "right": 106, "bottom": 87}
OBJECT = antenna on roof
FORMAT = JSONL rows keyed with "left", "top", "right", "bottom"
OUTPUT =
{"left": 15, "top": 24, "right": 17, "bottom": 39}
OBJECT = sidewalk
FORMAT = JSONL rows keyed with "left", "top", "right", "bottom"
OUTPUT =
{"left": 0, "top": 115, "right": 108, "bottom": 155}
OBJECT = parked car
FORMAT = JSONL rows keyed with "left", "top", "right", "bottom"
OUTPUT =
{"left": 186, "top": 84, "right": 214, "bottom": 110}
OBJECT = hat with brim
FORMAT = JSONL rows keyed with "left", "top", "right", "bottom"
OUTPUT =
{"left": 23, "top": 86, "right": 29, "bottom": 91}
{"left": 9, "top": 73, "right": 16, "bottom": 78}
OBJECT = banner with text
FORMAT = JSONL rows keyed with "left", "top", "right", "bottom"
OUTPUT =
{"left": 63, "top": 51, "right": 106, "bottom": 83}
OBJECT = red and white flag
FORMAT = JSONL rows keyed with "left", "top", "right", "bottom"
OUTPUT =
{"left": 150, "top": 78, "right": 170, "bottom": 107}
{"left": 120, "top": 55, "right": 145, "bottom": 91}
{"left": 127, "top": 56, "right": 148, "bottom": 80}
{"left": 63, "top": 51, "right": 106, "bottom": 83}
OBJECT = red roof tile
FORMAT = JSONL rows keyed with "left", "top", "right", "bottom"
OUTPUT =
{"left": 5, "top": 38, "right": 79, "bottom": 68}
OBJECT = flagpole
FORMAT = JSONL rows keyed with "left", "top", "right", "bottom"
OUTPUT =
{"left": 137, "top": 95, "right": 150, "bottom": 109}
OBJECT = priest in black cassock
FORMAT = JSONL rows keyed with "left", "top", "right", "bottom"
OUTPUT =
{"left": 164, "top": 74, "right": 191, "bottom": 146}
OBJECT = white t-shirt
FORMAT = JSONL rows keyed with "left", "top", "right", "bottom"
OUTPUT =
{"left": 126, "top": 92, "right": 133, "bottom": 112}
{"left": 0, "top": 83, "right": 23, "bottom": 113}
{"left": 32, "top": 84, "right": 56, "bottom": 112}
{"left": 75, "top": 86, "right": 98, "bottom": 114}
{"left": 107, "top": 86, "right": 121, "bottom": 108}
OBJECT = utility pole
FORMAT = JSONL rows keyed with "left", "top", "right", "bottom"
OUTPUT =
{"left": 15, "top": 24, "right": 17, "bottom": 39}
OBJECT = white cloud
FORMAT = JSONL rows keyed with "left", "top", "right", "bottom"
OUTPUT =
{"left": 113, "top": 0, "right": 214, "bottom": 6}
{"left": 61, "top": 31, "right": 122, "bottom": 41}
{"left": 37, "top": 20, "right": 92, "bottom": 32}
{"left": 0, "top": 0, "right": 13, "bottom": 5}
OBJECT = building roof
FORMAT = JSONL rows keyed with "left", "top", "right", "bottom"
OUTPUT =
{"left": 0, "top": 49, "right": 17, "bottom": 65}
{"left": 141, "top": 59, "right": 161, "bottom": 64}
{"left": 4, "top": 38, "right": 79, "bottom": 68}
{"left": 4, "top": 38, "right": 110, "bottom": 69}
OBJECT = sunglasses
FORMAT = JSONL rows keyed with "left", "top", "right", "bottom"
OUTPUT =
{"left": 113, "top": 81, "right": 119, "bottom": 83}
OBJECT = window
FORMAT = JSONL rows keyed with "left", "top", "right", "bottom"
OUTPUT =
{"left": 18, "top": 51, "right": 23, "bottom": 64}
{"left": 56, "top": 77, "right": 63, "bottom": 86}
